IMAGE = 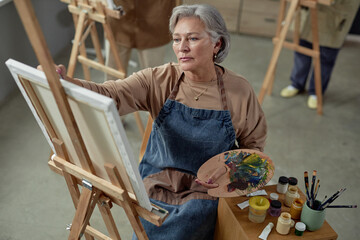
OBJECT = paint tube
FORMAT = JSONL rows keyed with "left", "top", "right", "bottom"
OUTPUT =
{"left": 246, "top": 189, "right": 267, "bottom": 197}
{"left": 259, "top": 222, "right": 274, "bottom": 240}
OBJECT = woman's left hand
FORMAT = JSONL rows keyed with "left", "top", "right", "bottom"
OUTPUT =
{"left": 195, "top": 166, "right": 227, "bottom": 189}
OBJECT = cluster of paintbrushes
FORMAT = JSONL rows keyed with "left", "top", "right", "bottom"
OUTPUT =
{"left": 304, "top": 170, "right": 357, "bottom": 210}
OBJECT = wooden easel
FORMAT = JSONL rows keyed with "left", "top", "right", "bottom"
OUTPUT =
{"left": 62, "top": 0, "right": 125, "bottom": 80}
{"left": 258, "top": 0, "right": 334, "bottom": 115}
{"left": 62, "top": 0, "right": 145, "bottom": 135}
{"left": 13, "top": 0, "right": 167, "bottom": 239}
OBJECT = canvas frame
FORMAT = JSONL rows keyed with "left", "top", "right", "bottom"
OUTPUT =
{"left": 6, "top": 58, "right": 152, "bottom": 211}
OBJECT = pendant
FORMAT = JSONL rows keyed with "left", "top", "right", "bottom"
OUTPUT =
{"left": 194, "top": 96, "right": 199, "bottom": 101}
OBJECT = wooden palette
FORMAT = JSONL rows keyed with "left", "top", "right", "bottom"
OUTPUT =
{"left": 197, "top": 149, "right": 275, "bottom": 197}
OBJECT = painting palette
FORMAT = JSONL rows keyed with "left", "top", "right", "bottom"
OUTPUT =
{"left": 197, "top": 149, "right": 275, "bottom": 197}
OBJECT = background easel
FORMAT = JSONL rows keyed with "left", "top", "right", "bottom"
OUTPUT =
{"left": 61, "top": 0, "right": 145, "bottom": 135}
{"left": 12, "top": 0, "right": 167, "bottom": 239}
{"left": 258, "top": 0, "right": 334, "bottom": 115}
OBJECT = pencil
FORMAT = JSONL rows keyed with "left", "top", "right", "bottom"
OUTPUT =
{"left": 326, "top": 205, "right": 357, "bottom": 208}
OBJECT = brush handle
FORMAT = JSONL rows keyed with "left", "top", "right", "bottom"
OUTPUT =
{"left": 318, "top": 188, "right": 344, "bottom": 209}
{"left": 310, "top": 171, "right": 317, "bottom": 207}
{"left": 326, "top": 205, "right": 357, "bottom": 208}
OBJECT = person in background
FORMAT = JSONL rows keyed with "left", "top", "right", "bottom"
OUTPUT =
{"left": 43, "top": 4, "right": 267, "bottom": 239}
{"left": 105, "top": 0, "right": 177, "bottom": 78}
{"left": 280, "top": 0, "right": 360, "bottom": 109}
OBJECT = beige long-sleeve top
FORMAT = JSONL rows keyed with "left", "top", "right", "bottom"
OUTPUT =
{"left": 79, "top": 63, "right": 267, "bottom": 151}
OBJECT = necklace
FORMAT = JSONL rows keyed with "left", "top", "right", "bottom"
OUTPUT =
{"left": 190, "top": 85, "right": 210, "bottom": 101}
{"left": 187, "top": 79, "right": 214, "bottom": 101}
{"left": 185, "top": 72, "right": 217, "bottom": 101}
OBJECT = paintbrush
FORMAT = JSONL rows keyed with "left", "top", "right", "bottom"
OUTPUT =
{"left": 310, "top": 170, "right": 317, "bottom": 207}
{"left": 318, "top": 188, "right": 342, "bottom": 210}
{"left": 314, "top": 179, "right": 320, "bottom": 195}
{"left": 314, "top": 183, "right": 320, "bottom": 201}
{"left": 319, "top": 188, "right": 346, "bottom": 210}
{"left": 326, "top": 205, "right": 357, "bottom": 209}
{"left": 320, "top": 195, "right": 327, "bottom": 204}
{"left": 325, "top": 188, "right": 346, "bottom": 207}
{"left": 304, "top": 171, "right": 311, "bottom": 203}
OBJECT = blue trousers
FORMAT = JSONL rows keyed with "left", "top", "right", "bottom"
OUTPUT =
{"left": 290, "top": 39, "right": 340, "bottom": 95}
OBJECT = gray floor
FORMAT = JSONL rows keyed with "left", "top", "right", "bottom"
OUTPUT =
{"left": 1, "top": 33, "right": 359, "bottom": 240}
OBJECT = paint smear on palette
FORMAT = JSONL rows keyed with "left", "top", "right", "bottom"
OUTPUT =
{"left": 224, "top": 151, "right": 273, "bottom": 192}
{"left": 198, "top": 149, "right": 274, "bottom": 197}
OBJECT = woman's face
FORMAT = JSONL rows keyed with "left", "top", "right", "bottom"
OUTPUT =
{"left": 172, "top": 17, "right": 220, "bottom": 73}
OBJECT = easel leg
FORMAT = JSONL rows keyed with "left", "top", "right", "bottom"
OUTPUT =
{"left": 293, "top": 7, "right": 301, "bottom": 45}
{"left": 139, "top": 116, "right": 153, "bottom": 162}
{"left": 258, "top": 0, "right": 299, "bottom": 103}
{"left": 68, "top": 11, "right": 87, "bottom": 78}
{"left": 267, "top": 4, "right": 301, "bottom": 96}
{"left": 79, "top": 40, "right": 92, "bottom": 81}
{"left": 102, "top": 22, "right": 126, "bottom": 75}
{"left": 105, "top": 164, "right": 149, "bottom": 240}
{"left": 266, "top": 0, "right": 287, "bottom": 96}
{"left": 98, "top": 198, "right": 122, "bottom": 240}
{"left": 68, "top": 186, "right": 101, "bottom": 240}
{"left": 134, "top": 112, "right": 145, "bottom": 136}
{"left": 89, "top": 21, "right": 105, "bottom": 65}
{"left": 310, "top": 7, "right": 323, "bottom": 115}
{"left": 52, "top": 139, "right": 94, "bottom": 240}
{"left": 267, "top": 69, "right": 277, "bottom": 96}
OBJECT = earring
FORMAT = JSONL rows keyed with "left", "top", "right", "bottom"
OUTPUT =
{"left": 213, "top": 53, "right": 217, "bottom": 60}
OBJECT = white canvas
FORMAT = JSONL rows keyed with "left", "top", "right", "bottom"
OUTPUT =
{"left": 6, "top": 58, "right": 152, "bottom": 211}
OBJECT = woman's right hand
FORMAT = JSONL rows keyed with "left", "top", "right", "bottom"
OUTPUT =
{"left": 36, "top": 64, "right": 81, "bottom": 86}
{"left": 36, "top": 64, "right": 67, "bottom": 79}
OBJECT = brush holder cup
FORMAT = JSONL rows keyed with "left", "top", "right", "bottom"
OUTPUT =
{"left": 300, "top": 200, "right": 326, "bottom": 231}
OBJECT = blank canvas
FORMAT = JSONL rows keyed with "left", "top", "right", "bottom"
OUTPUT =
{"left": 6, "top": 58, "right": 152, "bottom": 211}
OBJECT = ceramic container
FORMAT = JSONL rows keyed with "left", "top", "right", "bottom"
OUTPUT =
{"left": 301, "top": 200, "right": 326, "bottom": 231}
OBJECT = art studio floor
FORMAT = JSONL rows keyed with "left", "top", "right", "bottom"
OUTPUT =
{"left": 1, "top": 33, "right": 359, "bottom": 240}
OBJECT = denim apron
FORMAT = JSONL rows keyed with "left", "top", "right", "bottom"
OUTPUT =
{"left": 134, "top": 68, "right": 236, "bottom": 240}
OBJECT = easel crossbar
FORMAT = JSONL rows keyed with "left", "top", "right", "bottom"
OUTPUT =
{"left": 51, "top": 157, "right": 166, "bottom": 227}
{"left": 53, "top": 155, "right": 127, "bottom": 202}
{"left": 78, "top": 56, "right": 126, "bottom": 79}
{"left": 68, "top": 5, "right": 106, "bottom": 23}
{"left": 272, "top": 38, "right": 320, "bottom": 57}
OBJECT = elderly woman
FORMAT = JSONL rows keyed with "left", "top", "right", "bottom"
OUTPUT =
{"left": 51, "top": 4, "right": 266, "bottom": 239}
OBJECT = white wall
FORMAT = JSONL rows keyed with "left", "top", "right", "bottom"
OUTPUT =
{"left": 0, "top": 0, "right": 74, "bottom": 104}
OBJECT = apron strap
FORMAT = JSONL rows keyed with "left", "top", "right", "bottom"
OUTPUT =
{"left": 216, "top": 66, "right": 228, "bottom": 111}
{"left": 168, "top": 66, "right": 228, "bottom": 111}
{"left": 168, "top": 72, "right": 183, "bottom": 101}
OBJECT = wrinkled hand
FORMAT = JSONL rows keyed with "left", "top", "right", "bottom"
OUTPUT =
{"left": 195, "top": 166, "right": 227, "bottom": 189}
{"left": 37, "top": 64, "right": 67, "bottom": 79}
{"left": 36, "top": 64, "right": 81, "bottom": 86}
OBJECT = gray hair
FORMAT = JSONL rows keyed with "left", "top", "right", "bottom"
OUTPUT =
{"left": 169, "top": 4, "right": 230, "bottom": 63}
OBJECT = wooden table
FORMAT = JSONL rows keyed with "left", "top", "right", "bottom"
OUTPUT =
{"left": 215, "top": 185, "right": 338, "bottom": 240}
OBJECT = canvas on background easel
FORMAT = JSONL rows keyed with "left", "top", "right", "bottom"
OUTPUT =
{"left": 8, "top": 1, "right": 168, "bottom": 239}
{"left": 61, "top": 0, "right": 145, "bottom": 135}
{"left": 258, "top": 0, "right": 334, "bottom": 115}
